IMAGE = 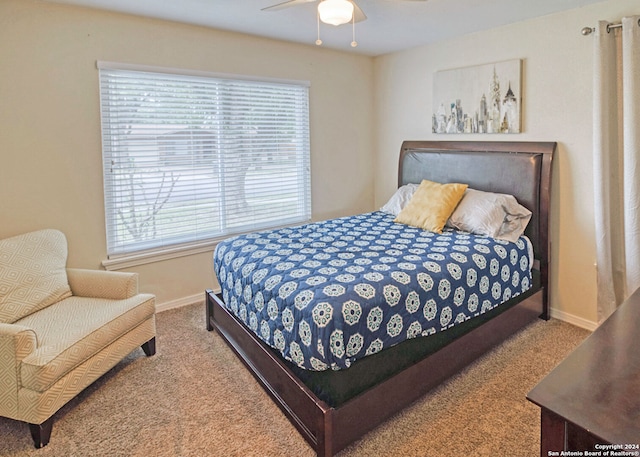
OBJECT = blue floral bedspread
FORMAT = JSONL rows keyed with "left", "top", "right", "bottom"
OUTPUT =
{"left": 214, "top": 211, "right": 533, "bottom": 371}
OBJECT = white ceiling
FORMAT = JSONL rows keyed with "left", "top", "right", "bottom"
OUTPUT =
{"left": 44, "top": 0, "right": 606, "bottom": 56}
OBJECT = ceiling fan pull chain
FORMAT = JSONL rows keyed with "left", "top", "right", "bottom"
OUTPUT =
{"left": 351, "top": 11, "right": 357, "bottom": 47}
{"left": 316, "top": 10, "right": 323, "bottom": 46}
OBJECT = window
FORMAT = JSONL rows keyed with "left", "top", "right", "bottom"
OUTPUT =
{"left": 98, "top": 62, "right": 311, "bottom": 265}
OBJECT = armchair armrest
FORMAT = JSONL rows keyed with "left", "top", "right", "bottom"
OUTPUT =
{"left": 0, "top": 323, "right": 37, "bottom": 419}
{"left": 66, "top": 268, "right": 139, "bottom": 300}
{"left": 0, "top": 323, "right": 38, "bottom": 361}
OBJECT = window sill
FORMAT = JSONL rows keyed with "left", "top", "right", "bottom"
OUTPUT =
{"left": 102, "top": 218, "right": 312, "bottom": 271}
{"left": 102, "top": 241, "right": 218, "bottom": 271}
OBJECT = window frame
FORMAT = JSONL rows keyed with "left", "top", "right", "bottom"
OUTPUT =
{"left": 97, "top": 62, "right": 312, "bottom": 270}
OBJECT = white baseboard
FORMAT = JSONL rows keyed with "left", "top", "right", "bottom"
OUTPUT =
{"left": 156, "top": 293, "right": 205, "bottom": 313}
{"left": 549, "top": 307, "right": 598, "bottom": 331}
{"left": 156, "top": 287, "right": 222, "bottom": 313}
{"left": 156, "top": 292, "right": 599, "bottom": 332}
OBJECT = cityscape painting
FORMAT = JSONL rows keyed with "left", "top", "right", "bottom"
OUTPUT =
{"left": 432, "top": 59, "right": 522, "bottom": 134}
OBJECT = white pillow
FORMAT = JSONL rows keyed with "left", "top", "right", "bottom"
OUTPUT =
{"left": 380, "top": 183, "right": 419, "bottom": 216}
{"left": 448, "top": 188, "right": 532, "bottom": 243}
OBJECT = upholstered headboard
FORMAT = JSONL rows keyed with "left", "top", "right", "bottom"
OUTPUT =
{"left": 397, "top": 141, "right": 556, "bottom": 314}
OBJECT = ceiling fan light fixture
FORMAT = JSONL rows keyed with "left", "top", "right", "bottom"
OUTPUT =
{"left": 318, "top": 0, "right": 354, "bottom": 26}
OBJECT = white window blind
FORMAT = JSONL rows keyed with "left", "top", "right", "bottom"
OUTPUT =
{"left": 98, "top": 63, "right": 311, "bottom": 258}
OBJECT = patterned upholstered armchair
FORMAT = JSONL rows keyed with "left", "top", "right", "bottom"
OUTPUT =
{"left": 0, "top": 229, "right": 156, "bottom": 448}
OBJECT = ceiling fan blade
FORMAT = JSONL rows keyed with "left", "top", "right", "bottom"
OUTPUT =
{"left": 261, "top": 0, "right": 317, "bottom": 12}
{"left": 351, "top": 1, "right": 367, "bottom": 23}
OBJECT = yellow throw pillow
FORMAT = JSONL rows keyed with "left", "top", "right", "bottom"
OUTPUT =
{"left": 394, "top": 180, "right": 468, "bottom": 233}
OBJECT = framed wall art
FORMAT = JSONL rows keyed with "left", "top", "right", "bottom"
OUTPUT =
{"left": 432, "top": 59, "right": 522, "bottom": 134}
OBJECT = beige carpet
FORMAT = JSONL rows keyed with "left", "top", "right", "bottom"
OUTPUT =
{"left": 0, "top": 303, "right": 590, "bottom": 457}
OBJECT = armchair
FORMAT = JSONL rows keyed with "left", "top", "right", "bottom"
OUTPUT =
{"left": 0, "top": 229, "right": 156, "bottom": 448}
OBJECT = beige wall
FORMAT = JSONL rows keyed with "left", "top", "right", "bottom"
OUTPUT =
{"left": 3, "top": 0, "right": 638, "bottom": 326}
{"left": 373, "top": 0, "right": 640, "bottom": 327}
{"left": 0, "top": 0, "right": 374, "bottom": 307}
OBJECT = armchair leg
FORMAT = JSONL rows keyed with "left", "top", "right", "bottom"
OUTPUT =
{"left": 29, "top": 417, "right": 53, "bottom": 448}
{"left": 141, "top": 337, "right": 156, "bottom": 356}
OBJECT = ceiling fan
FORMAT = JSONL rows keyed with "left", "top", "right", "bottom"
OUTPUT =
{"left": 262, "top": 0, "right": 427, "bottom": 47}
{"left": 262, "top": 0, "right": 428, "bottom": 22}
{"left": 263, "top": 0, "right": 367, "bottom": 24}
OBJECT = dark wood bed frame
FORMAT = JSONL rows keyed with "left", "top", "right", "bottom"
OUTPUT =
{"left": 206, "top": 140, "right": 556, "bottom": 457}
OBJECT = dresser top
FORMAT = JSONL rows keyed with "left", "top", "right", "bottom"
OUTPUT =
{"left": 527, "top": 289, "right": 640, "bottom": 443}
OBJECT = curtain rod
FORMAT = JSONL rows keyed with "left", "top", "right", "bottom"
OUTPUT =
{"left": 582, "top": 18, "right": 640, "bottom": 36}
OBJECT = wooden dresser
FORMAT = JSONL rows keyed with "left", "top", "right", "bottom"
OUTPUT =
{"left": 527, "top": 289, "right": 640, "bottom": 455}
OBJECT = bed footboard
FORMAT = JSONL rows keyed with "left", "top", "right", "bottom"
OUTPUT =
{"left": 206, "top": 288, "right": 543, "bottom": 457}
{"left": 206, "top": 290, "right": 335, "bottom": 456}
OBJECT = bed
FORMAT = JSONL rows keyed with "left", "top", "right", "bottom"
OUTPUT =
{"left": 206, "top": 140, "right": 556, "bottom": 457}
